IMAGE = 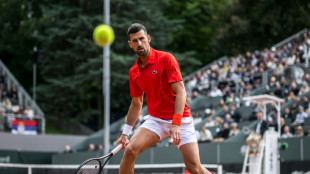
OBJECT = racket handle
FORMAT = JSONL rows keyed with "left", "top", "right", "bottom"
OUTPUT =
{"left": 111, "top": 144, "right": 123, "bottom": 156}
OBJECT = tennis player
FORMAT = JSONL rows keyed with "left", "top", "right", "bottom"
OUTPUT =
{"left": 116, "top": 23, "right": 211, "bottom": 174}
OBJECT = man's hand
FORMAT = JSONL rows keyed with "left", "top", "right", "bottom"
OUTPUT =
{"left": 169, "top": 124, "right": 181, "bottom": 146}
{"left": 117, "top": 134, "right": 129, "bottom": 149}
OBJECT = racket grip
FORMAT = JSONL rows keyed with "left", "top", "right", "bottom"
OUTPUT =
{"left": 111, "top": 144, "right": 123, "bottom": 156}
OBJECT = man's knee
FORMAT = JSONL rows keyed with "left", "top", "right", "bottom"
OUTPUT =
{"left": 123, "top": 145, "right": 139, "bottom": 159}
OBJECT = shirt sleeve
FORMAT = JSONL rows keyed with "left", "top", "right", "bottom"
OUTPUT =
{"left": 165, "top": 54, "right": 183, "bottom": 84}
{"left": 129, "top": 71, "right": 144, "bottom": 97}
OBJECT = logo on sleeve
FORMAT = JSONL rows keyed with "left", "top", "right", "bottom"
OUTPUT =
{"left": 152, "top": 70, "right": 157, "bottom": 74}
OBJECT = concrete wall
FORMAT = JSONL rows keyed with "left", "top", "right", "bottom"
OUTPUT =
{"left": 0, "top": 132, "right": 86, "bottom": 152}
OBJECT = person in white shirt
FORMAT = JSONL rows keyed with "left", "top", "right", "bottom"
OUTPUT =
{"left": 293, "top": 106, "right": 308, "bottom": 126}
{"left": 209, "top": 86, "right": 223, "bottom": 97}
{"left": 281, "top": 125, "right": 293, "bottom": 138}
{"left": 199, "top": 125, "right": 213, "bottom": 143}
{"left": 205, "top": 117, "right": 216, "bottom": 127}
{"left": 24, "top": 106, "right": 34, "bottom": 119}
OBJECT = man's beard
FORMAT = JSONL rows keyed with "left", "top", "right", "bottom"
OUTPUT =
{"left": 136, "top": 46, "right": 148, "bottom": 56}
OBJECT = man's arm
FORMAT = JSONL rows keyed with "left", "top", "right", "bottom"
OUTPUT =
{"left": 172, "top": 81, "right": 186, "bottom": 114}
{"left": 126, "top": 96, "right": 143, "bottom": 126}
{"left": 169, "top": 81, "right": 186, "bottom": 145}
{"left": 117, "top": 95, "right": 143, "bottom": 147}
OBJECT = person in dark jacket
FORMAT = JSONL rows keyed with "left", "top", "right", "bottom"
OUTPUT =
{"left": 246, "top": 112, "right": 268, "bottom": 156}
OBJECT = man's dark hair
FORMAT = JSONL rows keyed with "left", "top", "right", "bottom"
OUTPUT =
{"left": 127, "top": 23, "right": 147, "bottom": 36}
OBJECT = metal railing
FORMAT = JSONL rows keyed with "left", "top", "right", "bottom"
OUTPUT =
{"left": 183, "top": 56, "right": 229, "bottom": 81}
{"left": 0, "top": 59, "right": 45, "bottom": 133}
{"left": 0, "top": 113, "right": 44, "bottom": 134}
{"left": 271, "top": 28, "right": 308, "bottom": 49}
{"left": 0, "top": 163, "right": 222, "bottom": 174}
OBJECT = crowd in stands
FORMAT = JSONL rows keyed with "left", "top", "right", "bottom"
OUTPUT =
{"left": 112, "top": 31, "right": 310, "bottom": 148}
{"left": 0, "top": 72, "right": 37, "bottom": 133}
{"left": 66, "top": 30, "right": 310, "bottom": 153}
{"left": 187, "top": 31, "right": 310, "bottom": 143}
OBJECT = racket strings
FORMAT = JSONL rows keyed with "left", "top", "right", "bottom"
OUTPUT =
{"left": 76, "top": 159, "right": 101, "bottom": 174}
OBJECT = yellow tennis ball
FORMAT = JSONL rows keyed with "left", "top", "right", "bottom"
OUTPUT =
{"left": 93, "top": 24, "right": 115, "bottom": 47}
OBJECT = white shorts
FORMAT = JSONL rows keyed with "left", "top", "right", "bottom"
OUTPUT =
{"left": 140, "top": 115, "right": 197, "bottom": 148}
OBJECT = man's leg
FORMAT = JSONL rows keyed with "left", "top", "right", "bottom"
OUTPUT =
{"left": 119, "top": 127, "right": 160, "bottom": 174}
{"left": 179, "top": 143, "right": 211, "bottom": 174}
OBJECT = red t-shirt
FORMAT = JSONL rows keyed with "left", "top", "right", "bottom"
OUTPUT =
{"left": 129, "top": 47, "right": 191, "bottom": 119}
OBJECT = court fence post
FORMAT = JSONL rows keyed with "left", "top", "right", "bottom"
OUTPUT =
{"left": 28, "top": 166, "right": 32, "bottom": 174}
{"left": 217, "top": 165, "right": 223, "bottom": 174}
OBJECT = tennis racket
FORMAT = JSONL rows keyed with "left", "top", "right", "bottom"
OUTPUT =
{"left": 74, "top": 144, "right": 123, "bottom": 174}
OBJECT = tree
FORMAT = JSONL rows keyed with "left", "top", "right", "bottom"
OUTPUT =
{"left": 35, "top": 0, "right": 199, "bottom": 132}
{"left": 213, "top": 0, "right": 310, "bottom": 57}
{"left": 0, "top": 0, "right": 44, "bottom": 91}
{"left": 164, "top": 0, "right": 230, "bottom": 65}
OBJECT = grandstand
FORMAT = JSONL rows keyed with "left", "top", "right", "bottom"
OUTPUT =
{"left": 0, "top": 60, "right": 45, "bottom": 134}
{"left": 0, "top": 29, "right": 310, "bottom": 173}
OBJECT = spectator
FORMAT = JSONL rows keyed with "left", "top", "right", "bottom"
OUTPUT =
{"left": 235, "top": 98, "right": 241, "bottom": 108}
{"left": 292, "top": 106, "right": 308, "bottom": 126}
{"left": 205, "top": 117, "right": 216, "bottom": 127}
{"left": 302, "top": 96, "right": 309, "bottom": 111}
{"left": 209, "top": 86, "right": 223, "bottom": 97}
{"left": 281, "top": 125, "right": 293, "bottom": 138}
{"left": 298, "top": 82, "right": 309, "bottom": 96}
{"left": 10, "top": 94, "right": 19, "bottom": 106}
{"left": 304, "top": 73, "right": 310, "bottom": 84}
{"left": 290, "top": 98, "right": 300, "bottom": 114}
{"left": 17, "top": 105, "right": 24, "bottom": 116}
{"left": 239, "top": 82, "right": 246, "bottom": 96}
{"left": 274, "top": 84, "right": 283, "bottom": 98}
{"left": 221, "top": 106, "right": 229, "bottom": 119}
{"left": 198, "top": 125, "right": 213, "bottom": 143}
{"left": 88, "top": 143, "right": 95, "bottom": 151}
{"left": 192, "top": 90, "right": 199, "bottom": 99}
{"left": 280, "top": 117, "right": 286, "bottom": 133}
{"left": 246, "top": 112, "right": 268, "bottom": 155}
{"left": 229, "top": 105, "right": 241, "bottom": 122}
{"left": 280, "top": 77, "right": 290, "bottom": 96}
{"left": 0, "top": 85, "right": 8, "bottom": 101}
{"left": 8, "top": 85, "right": 18, "bottom": 99}
{"left": 3, "top": 98, "right": 12, "bottom": 111}
{"left": 269, "top": 76, "right": 277, "bottom": 88}
{"left": 213, "top": 123, "right": 230, "bottom": 142}
{"left": 274, "top": 61, "right": 284, "bottom": 77}
{"left": 24, "top": 106, "right": 34, "bottom": 119}
{"left": 218, "top": 99, "right": 227, "bottom": 109}
{"left": 204, "top": 108, "right": 213, "bottom": 118}
{"left": 225, "top": 93, "right": 235, "bottom": 105}
{"left": 214, "top": 117, "right": 223, "bottom": 127}
{"left": 282, "top": 108, "right": 294, "bottom": 122}
{"left": 229, "top": 122, "right": 240, "bottom": 137}
{"left": 193, "top": 112, "right": 202, "bottom": 125}
{"left": 294, "top": 125, "right": 304, "bottom": 137}
{"left": 64, "top": 145, "right": 72, "bottom": 153}
{"left": 224, "top": 114, "right": 234, "bottom": 126}
{"left": 97, "top": 144, "right": 103, "bottom": 151}
{"left": 264, "top": 85, "right": 271, "bottom": 95}
{"left": 290, "top": 82, "right": 299, "bottom": 96}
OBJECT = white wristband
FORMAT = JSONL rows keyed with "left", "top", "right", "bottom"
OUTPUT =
{"left": 122, "top": 124, "right": 133, "bottom": 136}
